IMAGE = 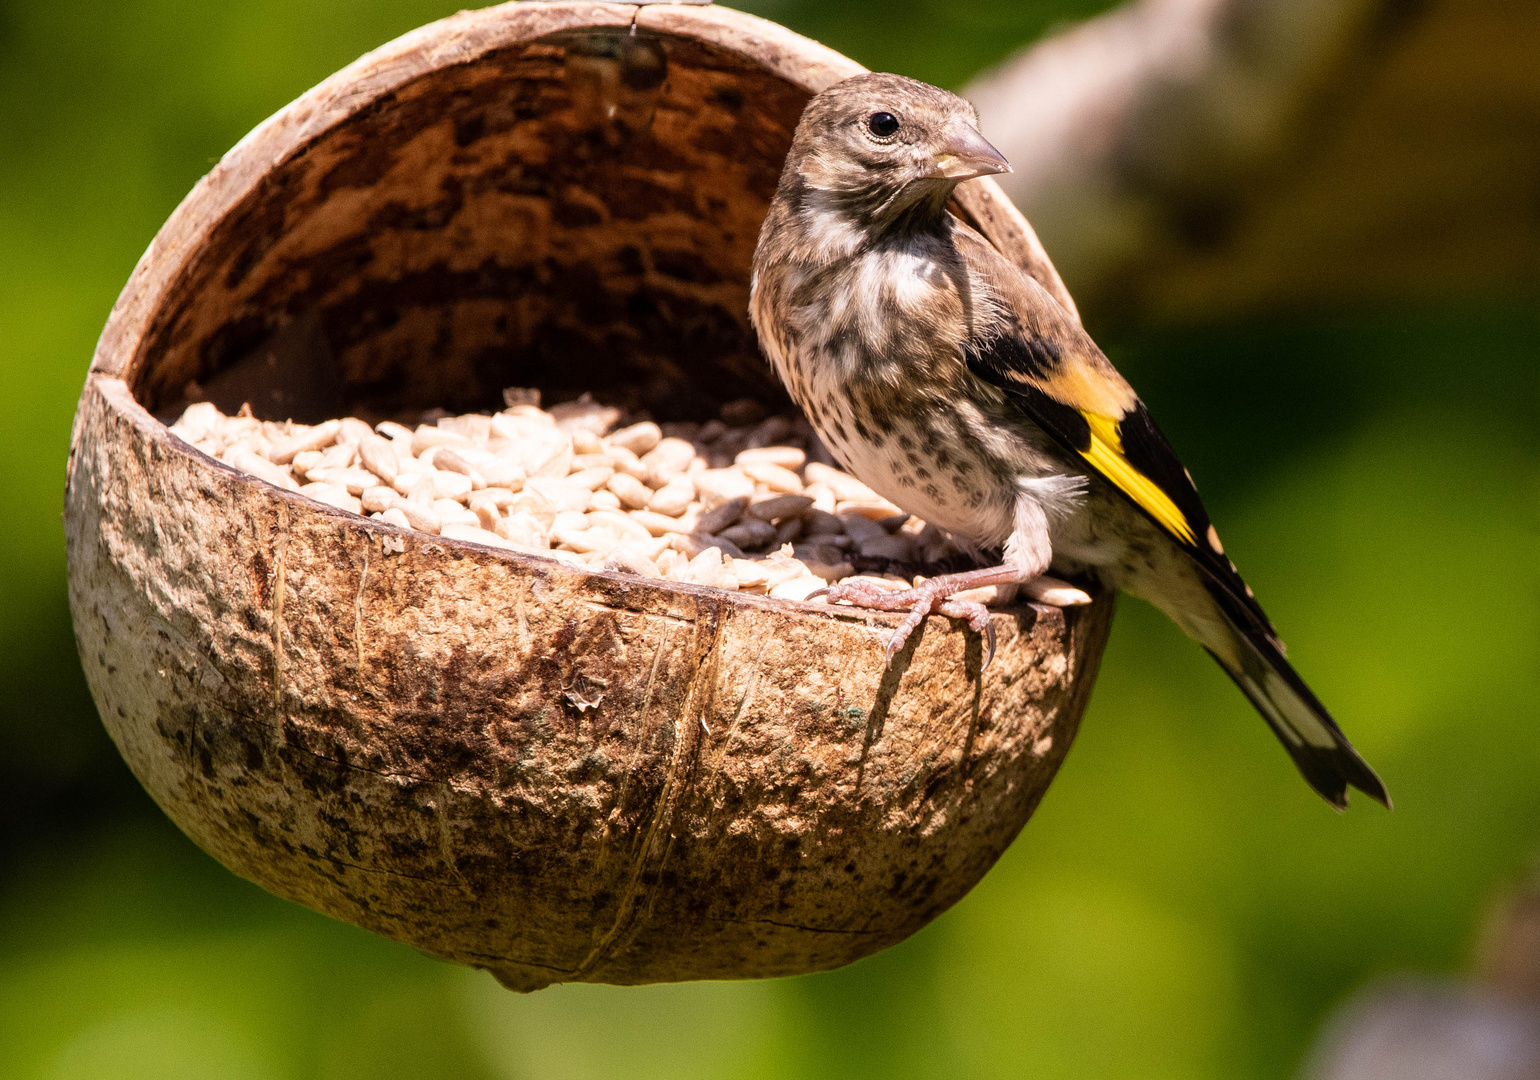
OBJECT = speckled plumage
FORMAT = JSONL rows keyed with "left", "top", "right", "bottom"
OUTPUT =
{"left": 750, "top": 73, "right": 1388, "bottom": 809}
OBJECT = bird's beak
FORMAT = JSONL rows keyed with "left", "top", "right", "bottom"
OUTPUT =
{"left": 926, "top": 124, "right": 1011, "bottom": 180}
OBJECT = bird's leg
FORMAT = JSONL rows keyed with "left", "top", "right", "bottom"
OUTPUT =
{"left": 817, "top": 565, "right": 1092, "bottom": 666}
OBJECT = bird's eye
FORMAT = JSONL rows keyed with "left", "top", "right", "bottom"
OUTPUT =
{"left": 866, "top": 111, "right": 900, "bottom": 138}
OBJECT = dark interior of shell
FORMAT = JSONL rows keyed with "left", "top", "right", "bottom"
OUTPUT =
{"left": 133, "top": 29, "right": 816, "bottom": 427}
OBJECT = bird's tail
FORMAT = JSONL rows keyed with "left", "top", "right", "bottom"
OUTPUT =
{"left": 1193, "top": 582, "right": 1389, "bottom": 810}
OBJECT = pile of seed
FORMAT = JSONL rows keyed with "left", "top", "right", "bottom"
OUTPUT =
{"left": 169, "top": 391, "right": 986, "bottom": 604}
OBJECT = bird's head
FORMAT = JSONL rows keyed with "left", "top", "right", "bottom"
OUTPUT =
{"left": 783, "top": 73, "right": 1009, "bottom": 231}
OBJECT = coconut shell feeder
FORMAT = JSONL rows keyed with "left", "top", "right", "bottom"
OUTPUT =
{"left": 63, "top": 1, "right": 1114, "bottom": 991}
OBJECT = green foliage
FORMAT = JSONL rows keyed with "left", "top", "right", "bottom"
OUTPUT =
{"left": 1, "top": 2, "right": 1534, "bottom": 1079}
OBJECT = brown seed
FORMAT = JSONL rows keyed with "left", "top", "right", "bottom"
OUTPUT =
{"left": 696, "top": 496, "right": 749, "bottom": 535}
{"left": 804, "top": 509, "right": 845, "bottom": 535}
{"left": 718, "top": 397, "right": 766, "bottom": 426}
{"left": 747, "top": 494, "right": 814, "bottom": 523}
{"left": 858, "top": 533, "right": 917, "bottom": 562}
{"left": 774, "top": 517, "right": 804, "bottom": 545}
{"left": 719, "top": 518, "right": 776, "bottom": 551}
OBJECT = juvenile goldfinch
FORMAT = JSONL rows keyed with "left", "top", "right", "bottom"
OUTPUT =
{"left": 749, "top": 73, "right": 1388, "bottom": 810}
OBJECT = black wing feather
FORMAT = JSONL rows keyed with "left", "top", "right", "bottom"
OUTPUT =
{"left": 963, "top": 331, "right": 1281, "bottom": 644}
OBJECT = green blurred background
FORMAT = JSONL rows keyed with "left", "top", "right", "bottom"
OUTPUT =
{"left": 1, "top": 1, "right": 1535, "bottom": 1078}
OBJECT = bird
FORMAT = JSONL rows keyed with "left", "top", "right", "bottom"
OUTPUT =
{"left": 748, "top": 72, "right": 1388, "bottom": 810}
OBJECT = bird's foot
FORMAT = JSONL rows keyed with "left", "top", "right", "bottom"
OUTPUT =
{"left": 816, "top": 567, "right": 1091, "bottom": 668}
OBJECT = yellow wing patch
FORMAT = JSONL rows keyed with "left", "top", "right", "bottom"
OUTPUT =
{"left": 1079, "top": 412, "right": 1196, "bottom": 545}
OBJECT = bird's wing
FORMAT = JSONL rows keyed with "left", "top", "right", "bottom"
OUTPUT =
{"left": 954, "top": 227, "right": 1387, "bottom": 809}
{"left": 951, "top": 227, "right": 1279, "bottom": 646}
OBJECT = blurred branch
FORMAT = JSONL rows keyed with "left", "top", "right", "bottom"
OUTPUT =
{"left": 965, "top": 0, "right": 1540, "bottom": 322}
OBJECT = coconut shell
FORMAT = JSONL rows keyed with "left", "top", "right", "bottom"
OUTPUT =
{"left": 63, "top": 1, "right": 1112, "bottom": 991}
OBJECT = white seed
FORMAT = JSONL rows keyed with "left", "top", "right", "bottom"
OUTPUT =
{"left": 428, "top": 469, "right": 474, "bottom": 501}
{"left": 736, "top": 445, "right": 806, "bottom": 470}
{"left": 433, "top": 448, "right": 486, "bottom": 489}
{"left": 553, "top": 528, "right": 617, "bottom": 555}
{"left": 358, "top": 436, "right": 400, "bottom": 483}
{"left": 226, "top": 449, "right": 300, "bottom": 491}
{"left": 545, "top": 507, "right": 583, "bottom": 533}
{"left": 601, "top": 543, "right": 663, "bottom": 579}
{"left": 270, "top": 419, "right": 341, "bottom": 464}
{"left": 508, "top": 491, "right": 557, "bottom": 529}
{"left": 647, "top": 476, "right": 696, "bottom": 516}
{"left": 758, "top": 553, "right": 810, "bottom": 589}
{"left": 411, "top": 424, "right": 473, "bottom": 457}
{"left": 392, "top": 471, "right": 427, "bottom": 500}
{"left": 640, "top": 437, "right": 697, "bottom": 487}
{"left": 741, "top": 460, "right": 803, "bottom": 493}
{"left": 375, "top": 420, "right": 414, "bottom": 442}
{"left": 836, "top": 498, "right": 905, "bottom": 520}
{"left": 607, "top": 421, "right": 662, "bottom": 454}
{"left": 587, "top": 510, "right": 653, "bottom": 542}
{"left": 728, "top": 559, "right": 771, "bottom": 590}
{"left": 316, "top": 442, "right": 357, "bottom": 471}
{"left": 950, "top": 585, "right": 999, "bottom": 605}
{"left": 693, "top": 467, "right": 755, "bottom": 507}
{"left": 434, "top": 499, "right": 480, "bottom": 527}
{"left": 524, "top": 477, "right": 593, "bottom": 513}
{"left": 570, "top": 428, "right": 604, "bottom": 455}
{"left": 171, "top": 402, "right": 223, "bottom": 443}
{"left": 361, "top": 486, "right": 399, "bottom": 514}
{"left": 769, "top": 575, "right": 829, "bottom": 602}
{"left": 337, "top": 417, "right": 375, "bottom": 445}
{"left": 438, "top": 413, "right": 492, "bottom": 443}
{"left": 606, "top": 472, "right": 653, "bottom": 510}
{"left": 568, "top": 465, "right": 615, "bottom": 491}
{"left": 530, "top": 438, "right": 574, "bottom": 479}
{"left": 479, "top": 459, "right": 526, "bottom": 491}
{"left": 496, "top": 513, "right": 549, "bottom": 548}
{"left": 804, "top": 462, "right": 879, "bottom": 502}
{"left": 568, "top": 453, "right": 611, "bottom": 473}
{"left": 604, "top": 444, "right": 646, "bottom": 479}
{"left": 476, "top": 487, "right": 519, "bottom": 509}
{"left": 629, "top": 509, "right": 698, "bottom": 536}
{"left": 378, "top": 507, "right": 411, "bottom": 529}
{"left": 290, "top": 450, "right": 325, "bottom": 477}
{"left": 587, "top": 489, "right": 622, "bottom": 511}
{"left": 549, "top": 396, "right": 621, "bottom": 435}
{"left": 680, "top": 545, "right": 724, "bottom": 586}
{"left": 803, "top": 483, "right": 838, "bottom": 514}
{"left": 298, "top": 481, "right": 361, "bottom": 514}
{"left": 441, "top": 521, "right": 522, "bottom": 551}
{"left": 307, "top": 467, "right": 381, "bottom": 496}
{"left": 467, "top": 492, "right": 502, "bottom": 530}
